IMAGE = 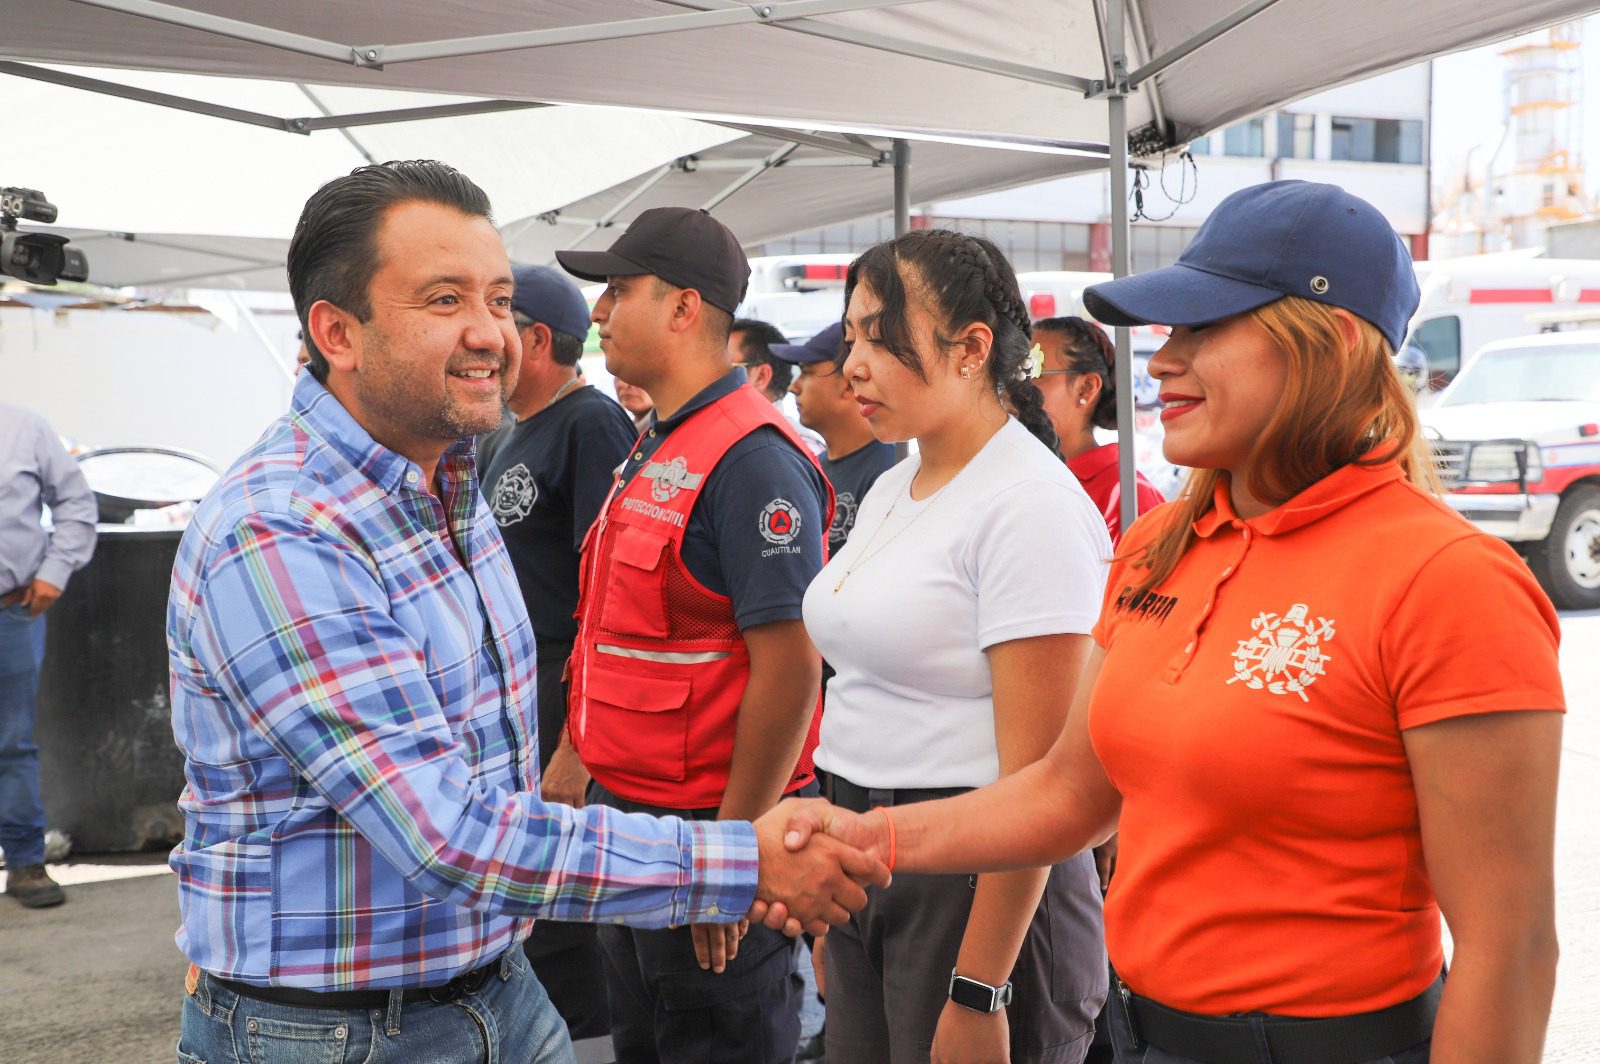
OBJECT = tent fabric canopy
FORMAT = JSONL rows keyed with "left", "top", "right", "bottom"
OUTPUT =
{"left": 4, "top": 0, "right": 1594, "bottom": 152}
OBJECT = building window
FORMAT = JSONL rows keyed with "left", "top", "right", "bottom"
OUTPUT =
{"left": 1331, "top": 117, "right": 1424, "bottom": 164}
{"left": 1188, "top": 136, "right": 1211, "bottom": 156}
{"left": 1276, "top": 113, "right": 1314, "bottom": 159}
{"left": 1222, "top": 118, "right": 1265, "bottom": 157}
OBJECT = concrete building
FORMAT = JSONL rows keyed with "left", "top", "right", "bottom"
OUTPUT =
{"left": 755, "top": 64, "right": 1432, "bottom": 269}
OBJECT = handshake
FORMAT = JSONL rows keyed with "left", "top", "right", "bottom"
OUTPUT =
{"left": 746, "top": 797, "right": 893, "bottom": 936}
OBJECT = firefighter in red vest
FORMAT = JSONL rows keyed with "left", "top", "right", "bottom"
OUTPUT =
{"left": 557, "top": 208, "right": 834, "bottom": 1063}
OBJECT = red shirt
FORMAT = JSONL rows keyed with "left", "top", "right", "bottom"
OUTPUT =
{"left": 1067, "top": 443, "right": 1165, "bottom": 545}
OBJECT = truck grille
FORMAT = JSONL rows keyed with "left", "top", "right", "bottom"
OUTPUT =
{"left": 1431, "top": 441, "right": 1467, "bottom": 489}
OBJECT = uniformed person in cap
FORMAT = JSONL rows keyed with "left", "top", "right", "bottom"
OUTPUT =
{"left": 558, "top": 207, "right": 833, "bottom": 1063}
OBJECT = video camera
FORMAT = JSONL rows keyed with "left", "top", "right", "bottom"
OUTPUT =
{"left": 1, "top": 187, "right": 90, "bottom": 285}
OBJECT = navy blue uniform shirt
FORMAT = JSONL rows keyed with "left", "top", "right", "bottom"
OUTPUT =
{"left": 819, "top": 440, "right": 897, "bottom": 556}
{"left": 480, "top": 386, "right": 637, "bottom": 647}
{"left": 619, "top": 370, "right": 828, "bottom": 630}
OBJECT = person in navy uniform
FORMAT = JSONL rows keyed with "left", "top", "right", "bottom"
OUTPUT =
{"left": 558, "top": 207, "right": 833, "bottom": 1064}
{"left": 477, "top": 262, "right": 637, "bottom": 1043}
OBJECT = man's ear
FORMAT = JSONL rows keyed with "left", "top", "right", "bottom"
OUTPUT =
{"left": 747, "top": 363, "right": 774, "bottom": 394}
{"left": 667, "top": 287, "right": 703, "bottom": 336}
{"left": 308, "top": 299, "right": 361, "bottom": 373}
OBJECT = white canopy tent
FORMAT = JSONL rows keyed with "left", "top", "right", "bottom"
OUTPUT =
{"left": 3, "top": 64, "right": 1097, "bottom": 288}
{"left": 5, "top": 0, "right": 1598, "bottom": 525}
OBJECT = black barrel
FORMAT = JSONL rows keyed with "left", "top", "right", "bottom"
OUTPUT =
{"left": 35, "top": 526, "right": 187, "bottom": 853}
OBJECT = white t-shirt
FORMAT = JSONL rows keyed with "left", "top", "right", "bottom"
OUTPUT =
{"left": 805, "top": 418, "right": 1112, "bottom": 789}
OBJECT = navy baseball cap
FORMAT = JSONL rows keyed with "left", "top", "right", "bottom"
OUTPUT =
{"left": 771, "top": 322, "right": 844, "bottom": 365}
{"left": 556, "top": 207, "right": 749, "bottom": 315}
{"left": 510, "top": 263, "right": 592, "bottom": 341}
{"left": 1083, "top": 180, "right": 1420, "bottom": 351}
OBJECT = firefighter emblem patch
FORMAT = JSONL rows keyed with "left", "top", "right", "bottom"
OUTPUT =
{"left": 1226, "top": 603, "right": 1335, "bottom": 703}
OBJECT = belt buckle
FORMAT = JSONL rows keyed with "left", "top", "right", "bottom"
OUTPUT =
{"left": 427, "top": 962, "right": 493, "bottom": 1004}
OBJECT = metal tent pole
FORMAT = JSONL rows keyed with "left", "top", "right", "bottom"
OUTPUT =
{"left": 1106, "top": 0, "right": 1138, "bottom": 537}
{"left": 893, "top": 138, "right": 911, "bottom": 236}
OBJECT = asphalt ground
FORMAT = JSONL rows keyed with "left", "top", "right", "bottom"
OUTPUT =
{"left": 3, "top": 610, "right": 1596, "bottom": 1064}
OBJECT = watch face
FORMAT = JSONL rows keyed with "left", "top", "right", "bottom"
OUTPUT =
{"left": 949, "top": 974, "right": 1007, "bottom": 1013}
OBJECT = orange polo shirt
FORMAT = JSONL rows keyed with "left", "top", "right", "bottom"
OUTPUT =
{"left": 1089, "top": 461, "right": 1564, "bottom": 1017}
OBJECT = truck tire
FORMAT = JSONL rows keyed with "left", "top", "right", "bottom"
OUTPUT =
{"left": 1528, "top": 484, "right": 1600, "bottom": 610}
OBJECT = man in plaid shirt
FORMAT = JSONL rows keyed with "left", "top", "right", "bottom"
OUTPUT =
{"left": 167, "top": 161, "right": 884, "bottom": 1063}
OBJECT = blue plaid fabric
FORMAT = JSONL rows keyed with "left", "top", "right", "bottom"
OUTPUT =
{"left": 167, "top": 373, "right": 756, "bottom": 990}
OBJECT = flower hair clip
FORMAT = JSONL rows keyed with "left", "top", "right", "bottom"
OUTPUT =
{"left": 1019, "top": 343, "right": 1045, "bottom": 381}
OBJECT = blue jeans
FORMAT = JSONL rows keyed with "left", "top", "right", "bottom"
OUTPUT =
{"left": 0, "top": 604, "right": 47, "bottom": 869}
{"left": 1107, "top": 991, "right": 1431, "bottom": 1064}
{"left": 178, "top": 948, "right": 577, "bottom": 1064}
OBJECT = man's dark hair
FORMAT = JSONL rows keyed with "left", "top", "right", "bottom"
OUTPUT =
{"left": 731, "top": 317, "right": 793, "bottom": 398}
{"left": 549, "top": 328, "right": 585, "bottom": 368}
{"left": 288, "top": 160, "right": 494, "bottom": 382}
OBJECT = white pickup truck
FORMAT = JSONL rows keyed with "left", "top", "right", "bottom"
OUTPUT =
{"left": 1420, "top": 330, "right": 1600, "bottom": 609}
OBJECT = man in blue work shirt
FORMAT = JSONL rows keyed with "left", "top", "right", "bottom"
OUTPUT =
{"left": 559, "top": 208, "right": 833, "bottom": 1063}
{"left": 0, "top": 404, "right": 97, "bottom": 909}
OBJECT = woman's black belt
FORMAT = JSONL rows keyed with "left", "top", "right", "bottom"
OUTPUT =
{"left": 1115, "top": 969, "right": 1443, "bottom": 1064}
{"left": 212, "top": 953, "right": 502, "bottom": 1010}
{"left": 825, "top": 774, "right": 971, "bottom": 813}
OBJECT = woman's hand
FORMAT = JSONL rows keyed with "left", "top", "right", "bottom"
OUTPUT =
{"left": 932, "top": 999, "right": 1010, "bottom": 1064}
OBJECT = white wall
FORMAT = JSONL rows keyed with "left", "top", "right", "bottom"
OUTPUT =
{"left": 0, "top": 306, "right": 298, "bottom": 467}
{"left": 1288, "top": 65, "right": 1431, "bottom": 122}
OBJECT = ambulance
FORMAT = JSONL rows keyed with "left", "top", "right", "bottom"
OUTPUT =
{"left": 1420, "top": 328, "right": 1600, "bottom": 610}
{"left": 1404, "top": 254, "right": 1600, "bottom": 390}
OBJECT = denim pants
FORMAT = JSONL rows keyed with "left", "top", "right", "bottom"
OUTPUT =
{"left": 1107, "top": 989, "right": 1432, "bottom": 1064}
{"left": 0, "top": 605, "right": 47, "bottom": 869}
{"left": 178, "top": 948, "right": 577, "bottom": 1064}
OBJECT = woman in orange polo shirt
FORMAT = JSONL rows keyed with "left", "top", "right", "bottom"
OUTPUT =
{"left": 760, "top": 180, "right": 1564, "bottom": 1064}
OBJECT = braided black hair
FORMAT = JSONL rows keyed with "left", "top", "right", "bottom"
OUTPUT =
{"left": 1034, "top": 316, "right": 1119, "bottom": 431}
{"left": 842, "top": 229, "right": 1061, "bottom": 456}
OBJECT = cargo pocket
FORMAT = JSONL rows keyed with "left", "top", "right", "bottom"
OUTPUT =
{"left": 1047, "top": 852, "right": 1110, "bottom": 1003}
{"left": 599, "top": 527, "right": 672, "bottom": 638}
{"left": 580, "top": 665, "right": 692, "bottom": 782}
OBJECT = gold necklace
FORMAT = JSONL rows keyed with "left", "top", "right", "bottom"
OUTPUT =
{"left": 832, "top": 474, "right": 943, "bottom": 593}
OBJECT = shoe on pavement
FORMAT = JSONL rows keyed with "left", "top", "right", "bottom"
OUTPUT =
{"left": 5, "top": 864, "right": 65, "bottom": 908}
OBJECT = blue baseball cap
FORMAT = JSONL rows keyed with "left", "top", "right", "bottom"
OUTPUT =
{"left": 771, "top": 322, "right": 844, "bottom": 365}
{"left": 510, "top": 263, "right": 592, "bottom": 342}
{"left": 1083, "top": 180, "right": 1420, "bottom": 351}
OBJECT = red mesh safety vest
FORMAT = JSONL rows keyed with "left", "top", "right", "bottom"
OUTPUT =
{"left": 570, "top": 385, "right": 835, "bottom": 808}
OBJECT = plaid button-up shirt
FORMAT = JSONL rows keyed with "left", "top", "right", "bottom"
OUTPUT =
{"left": 167, "top": 373, "right": 755, "bottom": 990}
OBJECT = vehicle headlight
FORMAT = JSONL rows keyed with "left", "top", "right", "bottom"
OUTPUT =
{"left": 1465, "top": 441, "right": 1541, "bottom": 483}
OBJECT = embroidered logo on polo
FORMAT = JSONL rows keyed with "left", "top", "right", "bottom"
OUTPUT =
{"left": 641, "top": 456, "right": 704, "bottom": 502}
{"left": 489, "top": 463, "right": 537, "bottom": 526}
{"left": 1114, "top": 585, "right": 1179, "bottom": 625}
{"left": 1227, "top": 603, "right": 1336, "bottom": 703}
{"left": 830, "top": 492, "right": 859, "bottom": 544}
{"left": 759, "top": 498, "right": 802, "bottom": 552}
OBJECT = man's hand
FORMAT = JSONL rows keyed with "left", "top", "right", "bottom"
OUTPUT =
{"left": 541, "top": 740, "right": 591, "bottom": 808}
{"left": 3, "top": 579, "right": 64, "bottom": 617}
{"left": 932, "top": 999, "right": 1010, "bottom": 1064}
{"left": 749, "top": 799, "right": 890, "bottom": 937}
{"left": 690, "top": 919, "right": 748, "bottom": 973}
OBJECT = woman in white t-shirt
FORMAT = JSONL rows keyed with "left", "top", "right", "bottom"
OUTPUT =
{"left": 803, "top": 230, "right": 1112, "bottom": 1063}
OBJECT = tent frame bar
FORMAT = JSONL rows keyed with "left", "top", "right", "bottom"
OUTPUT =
{"left": 1098, "top": 0, "right": 1139, "bottom": 536}
{"left": 702, "top": 143, "right": 801, "bottom": 211}
{"left": 1127, "top": 0, "right": 1284, "bottom": 87}
{"left": 64, "top": 0, "right": 932, "bottom": 69}
{"left": 661, "top": 0, "right": 1093, "bottom": 92}
{"left": 0, "top": 61, "right": 547, "bottom": 133}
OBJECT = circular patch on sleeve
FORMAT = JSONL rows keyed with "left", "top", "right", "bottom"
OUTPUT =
{"left": 759, "top": 498, "right": 802, "bottom": 545}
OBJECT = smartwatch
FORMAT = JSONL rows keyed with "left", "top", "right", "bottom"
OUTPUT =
{"left": 948, "top": 969, "right": 1013, "bottom": 1013}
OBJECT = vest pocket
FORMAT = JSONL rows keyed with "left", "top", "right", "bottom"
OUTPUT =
{"left": 600, "top": 527, "right": 671, "bottom": 638}
{"left": 582, "top": 663, "right": 693, "bottom": 782}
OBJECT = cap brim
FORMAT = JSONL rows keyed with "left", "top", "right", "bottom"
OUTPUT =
{"left": 1083, "top": 263, "right": 1285, "bottom": 329}
{"left": 771, "top": 343, "right": 833, "bottom": 365}
{"left": 554, "top": 249, "right": 651, "bottom": 283}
